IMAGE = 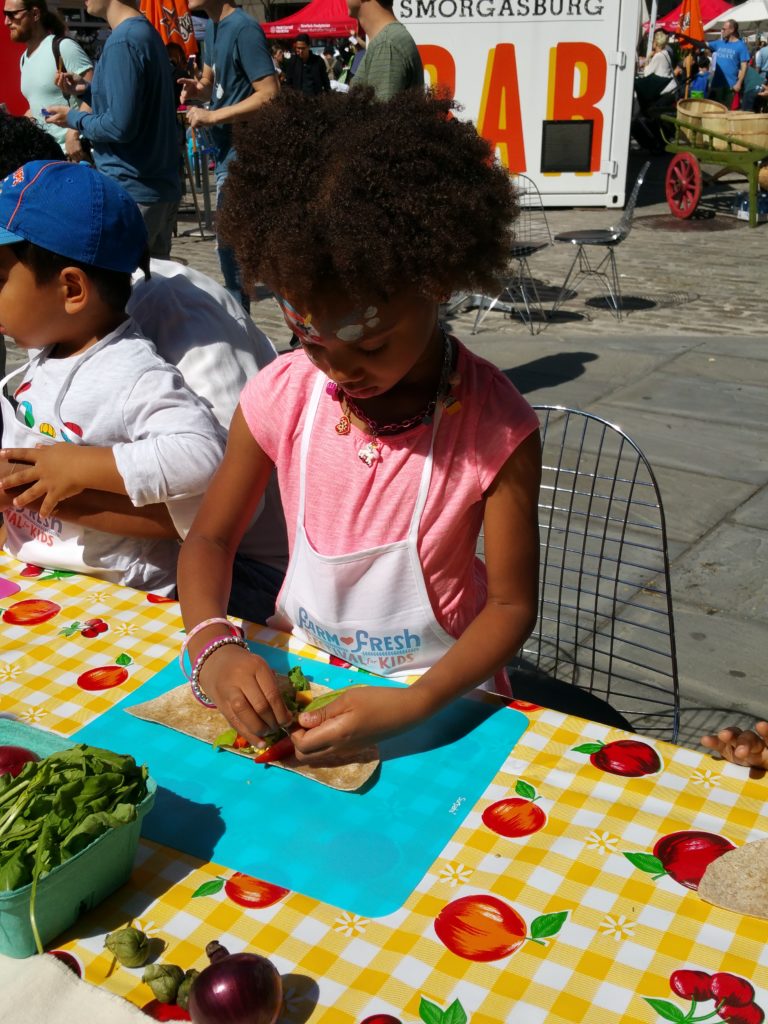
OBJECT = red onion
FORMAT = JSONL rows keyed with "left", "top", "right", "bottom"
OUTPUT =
{"left": 0, "top": 745, "right": 40, "bottom": 779}
{"left": 188, "top": 942, "right": 282, "bottom": 1024}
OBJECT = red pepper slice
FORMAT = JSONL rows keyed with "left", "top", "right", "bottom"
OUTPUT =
{"left": 232, "top": 735, "right": 249, "bottom": 749}
{"left": 253, "top": 734, "right": 295, "bottom": 764}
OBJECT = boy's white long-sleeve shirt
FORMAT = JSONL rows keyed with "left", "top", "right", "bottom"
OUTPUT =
{"left": 4, "top": 318, "right": 226, "bottom": 591}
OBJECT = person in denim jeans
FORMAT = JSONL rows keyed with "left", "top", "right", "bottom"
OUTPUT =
{"left": 180, "top": 0, "right": 278, "bottom": 309}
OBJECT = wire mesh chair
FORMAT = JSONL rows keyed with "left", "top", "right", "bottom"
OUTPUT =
{"left": 472, "top": 175, "right": 553, "bottom": 336}
{"left": 508, "top": 405, "right": 680, "bottom": 742}
{"left": 551, "top": 160, "right": 650, "bottom": 321}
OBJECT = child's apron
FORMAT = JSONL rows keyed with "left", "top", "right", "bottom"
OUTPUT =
{"left": 0, "top": 341, "right": 122, "bottom": 580}
{"left": 274, "top": 371, "right": 458, "bottom": 680}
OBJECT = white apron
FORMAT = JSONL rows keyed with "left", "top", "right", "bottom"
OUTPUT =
{"left": 273, "top": 372, "right": 457, "bottom": 680}
{"left": 1, "top": 342, "right": 122, "bottom": 580}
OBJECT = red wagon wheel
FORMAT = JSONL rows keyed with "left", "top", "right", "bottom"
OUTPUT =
{"left": 665, "top": 152, "right": 702, "bottom": 219}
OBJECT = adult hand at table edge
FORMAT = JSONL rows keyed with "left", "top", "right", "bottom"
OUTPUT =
{"left": 701, "top": 721, "right": 768, "bottom": 775}
{"left": 291, "top": 684, "right": 432, "bottom": 763}
{"left": 198, "top": 645, "right": 293, "bottom": 744}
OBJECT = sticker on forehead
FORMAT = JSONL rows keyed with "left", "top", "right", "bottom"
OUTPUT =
{"left": 275, "top": 295, "right": 322, "bottom": 342}
{"left": 336, "top": 306, "right": 380, "bottom": 343}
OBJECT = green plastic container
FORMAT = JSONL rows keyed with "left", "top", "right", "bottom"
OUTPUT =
{"left": 0, "top": 719, "right": 155, "bottom": 958}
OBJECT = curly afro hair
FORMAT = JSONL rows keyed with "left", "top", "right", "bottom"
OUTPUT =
{"left": 219, "top": 89, "right": 518, "bottom": 310}
{"left": 0, "top": 113, "right": 63, "bottom": 180}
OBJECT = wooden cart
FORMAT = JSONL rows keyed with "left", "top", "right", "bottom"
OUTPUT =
{"left": 661, "top": 114, "right": 768, "bottom": 227}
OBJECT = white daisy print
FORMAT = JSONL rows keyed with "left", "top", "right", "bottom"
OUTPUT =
{"left": 333, "top": 911, "right": 369, "bottom": 937}
{"left": 584, "top": 831, "right": 620, "bottom": 855}
{"left": 691, "top": 768, "right": 720, "bottom": 790}
{"left": 437, "top": 862, "right": 473, "bottom": 887}
{"left": 0, "top": 662, "right": 21, "bottom": 683}
{"left": 598, "top": 914, "right": 635, "bottom": 941}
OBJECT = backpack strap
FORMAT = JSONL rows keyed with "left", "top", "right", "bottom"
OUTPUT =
{"left": 51, "top": 34, "right": 63, "bottom": 72}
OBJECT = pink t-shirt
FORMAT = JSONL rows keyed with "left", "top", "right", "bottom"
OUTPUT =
{"left": 240, "top": 340, "right": 539, "bottom": 640}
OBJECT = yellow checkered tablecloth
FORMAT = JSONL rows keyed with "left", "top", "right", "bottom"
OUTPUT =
{"left": 1, "top": 551, "right": 767, "bottom": 1024}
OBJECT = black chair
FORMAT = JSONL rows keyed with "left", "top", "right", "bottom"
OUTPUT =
{"left": 551, "top": 161, "right": 650, "bottom": 321}
{"left": 472, "top": 175, "right": 553, "bottom": 335}
{"left": 507, "top": 405, "right": 680, "bottom": 741}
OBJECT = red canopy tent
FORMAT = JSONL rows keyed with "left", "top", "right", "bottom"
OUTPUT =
{"left": 0, "top": 33, "right": 26, "bottom": 115}
{"left": 262, "top": 0, "right": 356, "bottom": 39}
{"left": 645, "top": 0, "right": 733, "bottom": 32}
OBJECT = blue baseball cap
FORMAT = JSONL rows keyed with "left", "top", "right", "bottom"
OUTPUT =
{"left": 0, "top": 160, "right": 148, "bottom": 274}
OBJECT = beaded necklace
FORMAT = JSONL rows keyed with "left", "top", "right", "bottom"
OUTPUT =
{"left": 326, "top": 330, "right": 460, "bottom": 466}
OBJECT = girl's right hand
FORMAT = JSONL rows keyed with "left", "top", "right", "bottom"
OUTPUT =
{"left": 198, "top": 647, "right": 294, "bottom": 744}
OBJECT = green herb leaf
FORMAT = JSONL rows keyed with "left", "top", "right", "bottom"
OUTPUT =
{"left": 192, "top": 878, "right": 225, "bottom": 898}
{"left": 515, "top": 780, "right": 537, "bottom": 801}
{"left": 442, "top": 999, "right": 468, "bottom": 1024}
{"left": 530, "top": 911, "right": 568, "bottom": 940}
{"left": 419, "top": 997, "right": 443, "bottom": 1024}
{"left": 643, "top": 998, "right": 687, "bottom": 1023}
{"left": 288, "top": 665, "right": 310, "bottom": 690}
{"left": 623, "top": 853, "right": 665, "bottom": 876}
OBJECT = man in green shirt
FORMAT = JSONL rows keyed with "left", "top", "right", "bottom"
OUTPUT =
{"left": 348, "top": 0, "right": 423, "bottom": 100}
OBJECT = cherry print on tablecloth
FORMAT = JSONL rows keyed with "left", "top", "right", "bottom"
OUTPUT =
{"left": 434, "top": 894, "right": 567, "bottom": 962}
{"left": 624, "top": 830, "right": 737, "bottom": 891}
{"left": 644, "top": 969, "right": 765, "bottom": 1023}
{"left": 142, "top": 1000, "right": 191, "bottom": 1021}
{"left": 573, "top": 738, "right": 663, "bottom": 777}
{"left": 360, "top": 995, "right": 469, "bottom": 1024}
{"left": 482, "top": 779, "right": 547, "bottom": 838}
{"left": 60, "top": 617, "right": 109, "bottom": 639}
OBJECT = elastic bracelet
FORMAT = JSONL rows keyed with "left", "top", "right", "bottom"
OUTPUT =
{"left": 180, "top": 617, "right": 243, "bottom": 680}
{"left": 190, "top": 635, "right": 249, "bottom": 708}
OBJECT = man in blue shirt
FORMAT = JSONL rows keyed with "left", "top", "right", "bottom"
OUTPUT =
{"left": 180, "top": 0, "right": 278, "bottom": 309}
{"left": 708, "top": 19, "right": 750, "bottom": 108}
{"left": 46, "top": 0, "right": 181, "bottom": 259}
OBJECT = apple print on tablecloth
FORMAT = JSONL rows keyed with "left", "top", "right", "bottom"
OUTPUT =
{"left": 19, "top": 564, "right": 77, "bottom": 582}
{"left": 482, "top": 779, "right": 547, "bottom": 838}
{"left": 644, "top": 969, "right": 765, "bottom": 1023}
{"left": 509, "top": 699, "right": 542, "bottom": 712}
{"left": 146, "top": 592, "right": 177, "bottom": 604}
{"left": 624, "top": 830, "right": 737, "bottom": 891}
{"left": 191, "top": 872, "right": 289, "bottom": 909}
{"left": 573, "top": 738, "right": 663, "bottom": 777}
{"left": 434, "top": 894, "right": 567, "bottom": 962}
{"left": 1, "top": 598, "right": 61, "bottom": 626}
{"left": 76, "top": 654, "right": 133, "bottom": 691}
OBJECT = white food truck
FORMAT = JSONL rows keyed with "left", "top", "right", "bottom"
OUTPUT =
{"left": 401, "top": 0, "right": 643, "bottom": 206}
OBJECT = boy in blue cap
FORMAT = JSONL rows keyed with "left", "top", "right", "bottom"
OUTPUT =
{"left": 0, "top": 160, "right": 225, "bottom": 594}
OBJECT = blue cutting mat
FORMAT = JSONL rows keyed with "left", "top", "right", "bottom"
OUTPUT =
{"left": 74, "top": 644, "right": 528, "bottom": 917}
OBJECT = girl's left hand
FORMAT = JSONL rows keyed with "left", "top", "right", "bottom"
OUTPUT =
{"left": 290, "top": 684, "right": 431, "bottom": 763}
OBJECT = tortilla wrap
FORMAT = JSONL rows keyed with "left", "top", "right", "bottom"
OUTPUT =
{"left": 698, "top": 838, "right": 768, "bottom": 921}
{"left": 127, "top": 678, "right": 379, "bottom": 791}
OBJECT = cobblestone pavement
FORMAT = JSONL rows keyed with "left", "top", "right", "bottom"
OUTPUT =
{"left": 5, "top": 150, "right": 767, "bottom": 751}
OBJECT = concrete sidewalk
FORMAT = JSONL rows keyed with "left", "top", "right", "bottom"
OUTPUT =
{"left": 9, "top": 151, "right": 766, "bottom": 748}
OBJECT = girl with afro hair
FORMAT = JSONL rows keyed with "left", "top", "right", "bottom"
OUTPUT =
{"left": 178, "top": 89, "right": 542, "bottom": 762}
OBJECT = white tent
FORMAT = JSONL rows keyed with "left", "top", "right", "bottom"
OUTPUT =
{"left": 705, "top": 0, "right": 768, "bottom": 30}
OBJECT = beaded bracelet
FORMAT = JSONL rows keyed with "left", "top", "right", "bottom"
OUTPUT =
{"left": 190, "top": 634, "right": 249, "bottom": 708}
{"left": 179, "top": 617, "right": 243, "bottom": 680}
